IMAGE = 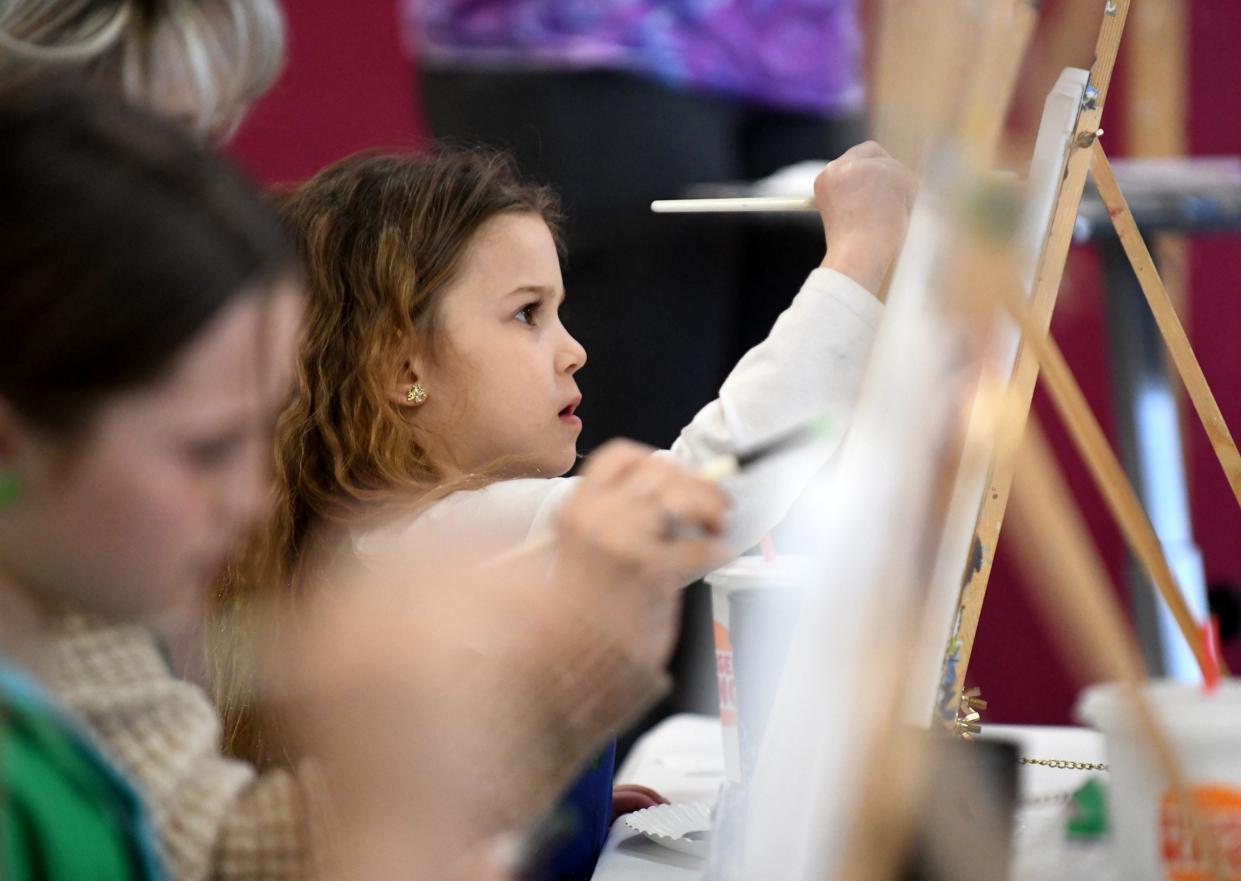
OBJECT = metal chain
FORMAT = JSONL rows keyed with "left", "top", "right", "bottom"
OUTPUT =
{"left": 1018, "top": 756, "right": 1109, "bottom": 772}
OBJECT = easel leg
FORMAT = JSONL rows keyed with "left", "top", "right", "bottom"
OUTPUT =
{"left": 1090, "top": 142, "right": 1241, "bottom": 510}
{"left": 995, "top": 277, "right": 1216, "bottom": 678}
{"left": 1100, "top": 236, "right": 1208, "bottom": 679}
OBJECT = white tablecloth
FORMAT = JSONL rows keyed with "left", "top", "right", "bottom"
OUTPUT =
{"left": 593, "top": 714, "right": 1113, "bottom": 881}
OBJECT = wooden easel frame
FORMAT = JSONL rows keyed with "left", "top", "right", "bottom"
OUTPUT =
{"left": 946, "top": 0, "right": 1241, "bottom": 712}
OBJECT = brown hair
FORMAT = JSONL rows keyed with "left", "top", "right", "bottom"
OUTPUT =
{"left": 212, "top": 148, "right": 561, "bottom": 769}
{"left": 0, "top": 86, "right": 292, "bottom": 435}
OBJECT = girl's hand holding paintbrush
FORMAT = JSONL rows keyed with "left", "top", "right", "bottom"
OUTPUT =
{"left": 654, "top": 141, "right": 914, "bottom": 299}
{"left": 814, "top": 141, "right": 916, "bottom": 298}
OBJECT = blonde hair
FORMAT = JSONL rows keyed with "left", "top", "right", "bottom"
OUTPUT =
{"left": 212, "top": 148, "right": 563, "bottom": 769}
{"left": 0, "top": 0, "right": 285, "bottom": 140}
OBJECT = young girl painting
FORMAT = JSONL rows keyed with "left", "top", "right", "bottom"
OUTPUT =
{"left": 217, "top": 143, "right": 913, "bottom": 878}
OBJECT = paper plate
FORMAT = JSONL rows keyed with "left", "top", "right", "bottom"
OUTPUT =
{"left": 622, "top": 800, "right": 714, "bottom": 857}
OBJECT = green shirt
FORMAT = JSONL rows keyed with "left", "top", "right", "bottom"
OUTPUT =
{"left": 1, "top": 662, "right": 164, "bottom": 881}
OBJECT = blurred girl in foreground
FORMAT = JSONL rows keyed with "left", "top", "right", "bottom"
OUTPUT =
{"left": 0, "top": 90, "right": 726, "bottom": 881}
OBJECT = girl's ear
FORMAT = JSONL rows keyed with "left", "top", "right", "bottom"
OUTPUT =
{"left": 389, "top": 348, "right": 432, "bottom": 410}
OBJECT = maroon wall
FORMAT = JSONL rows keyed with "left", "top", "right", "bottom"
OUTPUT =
{"left": 230, "top": 1, "right": 1241, "bottom": 725}
{"left": 228, "top": 0, "right": 423, "bottom": 184}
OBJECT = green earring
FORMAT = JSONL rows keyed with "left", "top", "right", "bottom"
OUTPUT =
{"left": 0, "top": 472, "right": 21, "bottom": 508}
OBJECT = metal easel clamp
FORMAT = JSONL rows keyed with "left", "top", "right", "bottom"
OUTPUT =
{"left": 1075, "top": 128, "right": 1105, "bottom": 149}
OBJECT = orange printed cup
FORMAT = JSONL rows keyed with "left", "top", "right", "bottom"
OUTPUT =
{"left": 1159, "top": 784, "right": 1241, "bottom": 881}
{"left": 1078, "top": 682, "right": 1241, "bottom": 881}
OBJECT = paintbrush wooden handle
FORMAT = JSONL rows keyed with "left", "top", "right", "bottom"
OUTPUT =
{"left": 650, "top": 197, "right": 817, "bottom": 214}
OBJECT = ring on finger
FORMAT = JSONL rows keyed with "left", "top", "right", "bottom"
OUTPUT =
{"left": 657, "top": 506, "right": 684, "bottom": 540}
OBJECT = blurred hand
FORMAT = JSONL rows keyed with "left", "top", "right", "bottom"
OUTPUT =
{"left": 554, "top": 440, "right": 731, "bottom": 666}
{"left": 813, "top": 141, "right": 916, "bottom": 297}
{"left": 281, "top": 443, "right": 729, "bottom": 879}
{"left": 287, "top": 574, "right": 482, "bottom": 881}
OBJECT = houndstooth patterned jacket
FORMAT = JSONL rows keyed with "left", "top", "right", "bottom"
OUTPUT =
{"left": 39, "top": 613, "right": 667, "bottom": 881}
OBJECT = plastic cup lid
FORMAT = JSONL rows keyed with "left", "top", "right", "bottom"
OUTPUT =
{"left": 1076, "top": 679, "right": 1241, "bottom": 735}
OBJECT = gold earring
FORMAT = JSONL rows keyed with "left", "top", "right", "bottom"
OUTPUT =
{"left": 406, "top": 383, "right": 427, "bottom": 405}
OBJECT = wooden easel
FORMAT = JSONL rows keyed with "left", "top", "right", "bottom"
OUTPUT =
{"left": 716, "top": 4, "right": 1240, "bottom": 877}
{"left": 655, "top": 0, "right": 1241, "bottom": 720}
{"left": 851, "top": 3, "right": 1233, "bottom": 875}
{"left": 945, "top": 0, "right": 1241, "bottom": 719}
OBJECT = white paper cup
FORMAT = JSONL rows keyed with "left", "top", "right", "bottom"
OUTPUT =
{"left": 707, "top": 556, "right": 809, "bottom": 783}
{"left": 1076, "top": 680, "right": 1241, "bottom": 881}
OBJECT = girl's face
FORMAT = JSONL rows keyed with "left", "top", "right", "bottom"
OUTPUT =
{"left": 0, "top": 282, "right": 303, "bottom": 625}
{"left": 412, "top": 212, "right": 587, "bottom": 479}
